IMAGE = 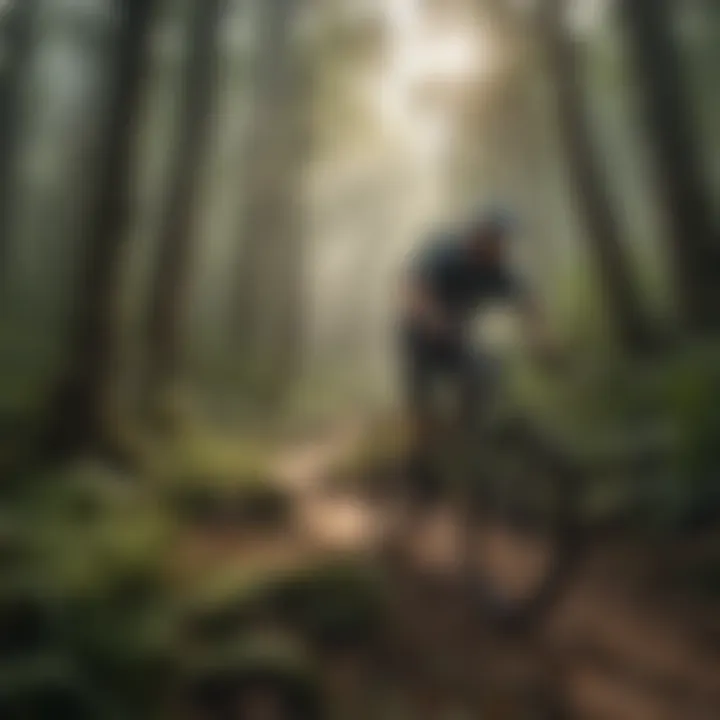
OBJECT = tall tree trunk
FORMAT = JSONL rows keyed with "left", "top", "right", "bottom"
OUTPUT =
{"left": 539, "top": 0, "right": 653, "bottom": 353}
{"left": 41, "top": 0, "right": 158, "bottom": 461}
{"left": 234, "top": 0, "right": 304, "bottom": 399}
{"left": 144, "top": 0, "right": 223, "bottom": 409}
{"left": 0, "top": 0, "right": 37, "bottom": 292}
{"left": 620, "top": 0, "right": 720, "bottom": 333}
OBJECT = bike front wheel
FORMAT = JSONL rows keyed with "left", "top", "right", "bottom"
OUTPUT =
{"left": 461, "top": 417, "right": 582, "bottom": 628}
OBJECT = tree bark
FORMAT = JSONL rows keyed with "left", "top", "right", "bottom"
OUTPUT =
{"left": 620, "top": 0, "right": 720, "bottom": 334}
{"left": 40, "top": 0, "right": 159, "bottom": 461}
{"left": 539, "top": 0, "right": 654, "bottom": 353}
{"left": 0, "top": 0, "right": 37, "bottom": 291}
{"left": 144, "top": 0, "right": 223, "bottom": 408}
{"left": 234, "top": 0, "right": 305, "bottom": 399}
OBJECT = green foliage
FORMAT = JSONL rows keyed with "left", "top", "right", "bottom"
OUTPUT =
{"left": 0, "top": 367, "right": 50, "bottom": 479}
{"left": 658, "top": 343, "right": 720, "bottom": 519}
{"left": 181, "top": 558, "right": 387, "bottom": 719}
{"left": 186, "top": 631, "right": 323, "bottom": 719}
{"left": 0, "top": 463, "right": 180, "bottom": 717}
{"left": 260, "top": 560, "right": 388, "bottom": 650}
{"left": 185, "top": 557, "right": 388, "bottom": 651}
{"left": 1, "top": 455, "right": 388, "bottom": 717}
{"left": 531, "top": 341, "right": 720, "bottom": 525}
{"left": 182, "top": 564, "right": 286, "bottom": 643}
{"left": 169, "top": 474, "right": 292, "bottom": 529}
{"left": 0, "top": 656, "right": 101, "bottom": 719}
{"left": 30, "top": 470, "right": 174, "bottom": 598}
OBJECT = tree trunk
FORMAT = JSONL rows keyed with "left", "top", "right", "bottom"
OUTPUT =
{"left": 144, "top": 0, "right": 223, "bottom": 410}
{"left": 234, "top": 0, "right": 304, "bottom": 399}
{"left": 40, "top": 0, "right": 159, "bottom": 461}
{"left": 0, "top": 0, "right": 37, "bottom": 291}
{"left": 620, "top": 0, "right": 720, "bottom": 334}
{"left": 539, "top": 0, "right": 654, "bottom": 353}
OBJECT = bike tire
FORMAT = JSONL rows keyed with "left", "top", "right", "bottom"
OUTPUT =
{"left": 462, "top": 416, "right": 584, "bottom": 630}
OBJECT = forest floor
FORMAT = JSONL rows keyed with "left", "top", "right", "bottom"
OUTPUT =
{"left": 178, "top": 424, "right": 720, "bottom": 719}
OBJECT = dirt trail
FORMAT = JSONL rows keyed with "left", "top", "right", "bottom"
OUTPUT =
{"left": 236, "top": 429, "right": 720, "bottom": 718}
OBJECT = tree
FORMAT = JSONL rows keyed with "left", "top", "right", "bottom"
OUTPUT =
{"left": 40, "top": 0, "right": 159, "bottom": 460}
{"left": 144, "top": 0, "right": 223, "bottom": 411}
{"left": 233, "top": 0, "right": 306, "bottom": 399}
{"left": 0, "top": 0, "right": 37, "bottom": 290}
{"left": 537, "top": 0, "right": 654, "bottom": 352}
{"left": 620, "top": 0, "right": 720, "bottom": 334}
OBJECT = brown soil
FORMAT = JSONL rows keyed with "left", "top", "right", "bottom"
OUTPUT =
{"left": 184, "top": 429, "right": 720, "bottom": 719}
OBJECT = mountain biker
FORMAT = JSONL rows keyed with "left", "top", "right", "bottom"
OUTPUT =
{"left": 397, "top": 207, "right": 552, "bottom": 502}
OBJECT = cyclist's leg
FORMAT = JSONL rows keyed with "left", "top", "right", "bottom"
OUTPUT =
{"left": 444, "top": 340, "right": 481, "bottom": 427}
{"left": 400, "top": 329, "right": 444, "bottom": 507}
{"left": 455, "top": 342, "right": 500, "bottom": 427}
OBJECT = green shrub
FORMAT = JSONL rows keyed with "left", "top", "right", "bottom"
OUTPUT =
{"left": 184, "top": 558, "right": 388, "bottom": 654}
{"left": 650, "top": 345, "right": 720, "bottom": 525}
{"left": 181, "top": 564, "right": 287, "bottom": 644}
{"left": 148, "top": 431, "right": 293, "bottom": 529}
{"left": 186, "top": 631, "right": 323, "bottom": 719}
{"left": 0, "top": 656, "right": 101, "bottom": 720}
{"left": 0, "top": 463, "right": 180, "bottom": 716}
{"left": 664, "top": 346, "right": 720, "bottom": 480}
{"left": 258, "top": 560, "right": 388, "bottom": 651}
{"left": 168, "top": 471, "right": 292, "bottom": 529}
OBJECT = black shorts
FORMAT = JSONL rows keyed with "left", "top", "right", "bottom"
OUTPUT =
{"left": 399, "top": 323, "right": 479, "bottom": 415}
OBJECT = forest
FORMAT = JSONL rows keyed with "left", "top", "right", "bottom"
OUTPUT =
{"left": 0, "top": 0, "right": 719, "bottom": 717}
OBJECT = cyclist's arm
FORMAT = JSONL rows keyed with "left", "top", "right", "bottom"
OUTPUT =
{"left": 401, "top": 275, "right": 453, "bottom": 335}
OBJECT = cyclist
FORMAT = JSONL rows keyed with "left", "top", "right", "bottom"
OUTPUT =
{"left": 397, "top": 207, "right": 552, "bottom": 503}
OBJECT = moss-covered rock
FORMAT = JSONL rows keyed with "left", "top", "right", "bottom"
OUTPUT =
{"left": 168, "top": 471, "right": 293, "bottom": 530}
{"left": 183, "top": 557, "right": 388, "bottom": 657}
{"left": 148, "top": 431, "right": 294, "bottom": 530}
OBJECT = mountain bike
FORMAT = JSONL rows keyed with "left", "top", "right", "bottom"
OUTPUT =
{"left": 382, "top": 349, "right": 583, "bottom": 629}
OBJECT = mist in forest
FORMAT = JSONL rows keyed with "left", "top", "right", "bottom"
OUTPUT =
{"left": 0, "top": 0, "right": 719, "bottom": 718}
